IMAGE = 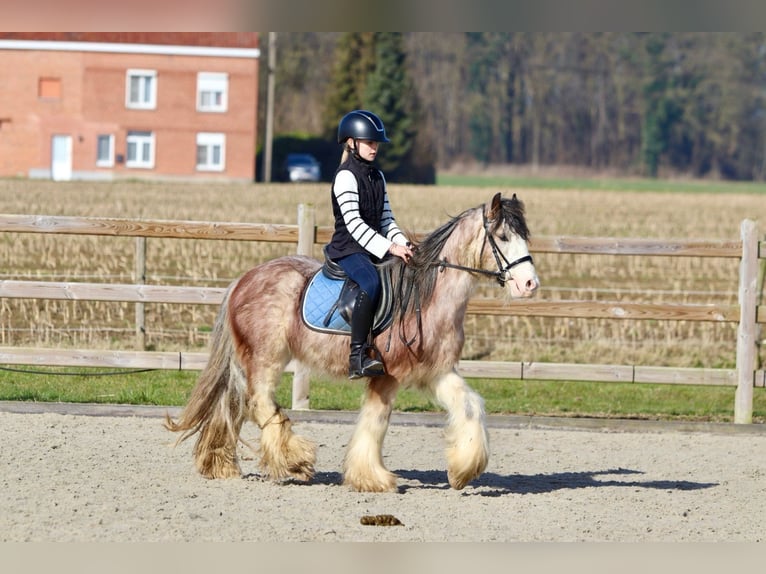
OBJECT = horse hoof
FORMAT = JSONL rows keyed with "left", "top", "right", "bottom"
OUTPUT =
{"left": 343, "top": 472, "right": 397, "bottom": 493}
{"left": 447, "top": 469, "right": 478, "bottom": 490}
{"left": 287, "top": 462, "right": 315, "bottom": 482}
{"left": 200, "top": 462, "right": 242, "bottom": 480}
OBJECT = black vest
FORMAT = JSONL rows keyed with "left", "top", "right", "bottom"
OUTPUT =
{"left": 326, "top": 155, "right": 386, "bottom": 260}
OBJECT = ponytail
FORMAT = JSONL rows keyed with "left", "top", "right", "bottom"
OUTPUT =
{"left": 339, "top": 140, "right": 353, "bottom": 165}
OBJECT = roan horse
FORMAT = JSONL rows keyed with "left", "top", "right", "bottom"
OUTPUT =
{"left": 165, "top": 192, "right": 539, "bottom": 492}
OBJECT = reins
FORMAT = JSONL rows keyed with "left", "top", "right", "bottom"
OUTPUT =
{"left": 385, "top": 270, "right": 422, "bottom": 353}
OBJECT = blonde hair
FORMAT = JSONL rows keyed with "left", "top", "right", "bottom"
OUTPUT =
{"left": 339, "top": 141, "right": 352, "bottom": 165}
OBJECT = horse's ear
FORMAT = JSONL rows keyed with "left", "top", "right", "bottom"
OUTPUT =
{"left": 489, "top": 192, "right": 502, "bottom": 220}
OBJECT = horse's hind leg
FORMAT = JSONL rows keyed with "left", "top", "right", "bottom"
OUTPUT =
{"left": 343, "top": 376, "right": 399, "bottom": 492}
{"left": 432, "top": 369, "right": 489, "bottom": 490}
{"left": 192, "top": 356, "right": 247, "bottom": 479}
{"left": 248, "top": 360, "right": 317, "bottom": 482}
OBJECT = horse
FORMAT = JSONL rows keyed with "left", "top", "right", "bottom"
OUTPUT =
{"left": 165, "top": 192, "right": 539, "bottom": 492}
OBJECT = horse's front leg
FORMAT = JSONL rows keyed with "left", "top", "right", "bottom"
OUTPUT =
{"left": 431, "top": 369, "right": 489, "bottom": 490}
{"left": 343, "top": 375, "right": 400, "bottom": 492}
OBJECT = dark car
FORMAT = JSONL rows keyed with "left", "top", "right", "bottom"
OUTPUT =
{"left": 284, "top": 153, "right": 321, "bottom": 182}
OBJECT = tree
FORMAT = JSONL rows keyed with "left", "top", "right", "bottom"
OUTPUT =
{"left": 641, "top": 33, "right": 683, "bottom": 177}
{"left": 362, "top": 33, "right": 418, "bottom": 179}
{"left": 403, "top": 33, "right": 467, "bottom": 167}
{"left": 322, "top": 33, "right": 376, "bottom": 140}
{"left": 268, "top": 32, "right": 766, "bottom": 182}
{"left": 464, "top": 32, "right": 516, "bottom": 164}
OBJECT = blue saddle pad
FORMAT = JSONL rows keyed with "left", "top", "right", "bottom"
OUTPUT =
{"left": 301, "top": 267, "right": 394, "bottom": 336}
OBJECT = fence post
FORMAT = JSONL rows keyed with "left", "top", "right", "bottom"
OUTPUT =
{"left": 292, "top": 204, "right": 315, "bottom": 410}
{"left": 135, "top": 236, "right": 146, "bottom": 351}
{"left": 756, "top": 234, "right": 765, "bottom": 372}
{"left": 735, "top": 219, "right": 758, "bottom": 423}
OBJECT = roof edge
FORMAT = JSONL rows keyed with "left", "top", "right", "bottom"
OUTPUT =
{"left": 0, "top": 39, "right": 260, "bottom": 59}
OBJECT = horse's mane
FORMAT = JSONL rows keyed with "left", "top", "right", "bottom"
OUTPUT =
{"left": 383, "top": 195, "right": 528, "bottom": 319}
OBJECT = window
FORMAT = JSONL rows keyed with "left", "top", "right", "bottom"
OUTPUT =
{"left": 196, "top": 132, "right": 225, "bottom": 171}
{"left": 39, "top": 77, "right": 61, "bottom": 99}
{"left": 96, "top": 134, "right": 114, "bottom": 167}
{"left": 196, "top": 72, "right": 228, "bottom": 112}
{"left": 125, "top": 69, "right": 157, "bottom": 109}
{"left": 126, "top": 131, "right": 155, "bottom": 168}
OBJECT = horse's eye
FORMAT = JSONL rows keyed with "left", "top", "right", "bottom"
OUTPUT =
{"left": 498, "top": 232, "right": 508, "bottom": 242}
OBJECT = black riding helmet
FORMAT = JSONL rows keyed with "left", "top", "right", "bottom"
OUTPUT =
{"left": 337, "top": 110, "right": 390, "bottom": 144}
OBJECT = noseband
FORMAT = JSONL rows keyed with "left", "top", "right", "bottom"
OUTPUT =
{"left": 436, "top": 205, "right": 533, "bottom": 286}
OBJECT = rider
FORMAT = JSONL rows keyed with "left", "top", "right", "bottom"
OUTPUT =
{"left": 325, "top": 110, "right": 414, "bottom": 379}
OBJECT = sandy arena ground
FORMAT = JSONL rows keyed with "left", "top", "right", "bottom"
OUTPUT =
{"left": 1, "top": 402, "right": 764, "bottom": 543}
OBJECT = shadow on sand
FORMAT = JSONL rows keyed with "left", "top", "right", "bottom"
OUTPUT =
{"left": 247, "top": 467, "right": 718, "bottom": 496}
{"left": 394, "top": 467, "right": 718, "bottom": 496}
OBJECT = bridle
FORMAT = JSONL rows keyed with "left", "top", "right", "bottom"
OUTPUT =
{"left": 390, "top": 203, "right": 534, "bottom": 352}
{"left": 435, "top": 205, "right": 533, "bottom": 286}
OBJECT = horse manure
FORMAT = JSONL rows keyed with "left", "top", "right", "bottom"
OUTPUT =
{"left": 360, "top": 514, "right": 404, "bottom": 527}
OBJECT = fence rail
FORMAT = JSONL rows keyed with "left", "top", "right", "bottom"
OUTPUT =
{"left": 1, "top": 210, "right": 764, "bottom": 422}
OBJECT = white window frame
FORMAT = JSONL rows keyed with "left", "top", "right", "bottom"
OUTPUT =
{"left": 196, "top": 72, "right": 228, "bottom": 113}
{"left": 196, "top": 132, "right": 225, "bottom": 172}
{"left": 126, "top": 131, "right": 155, "bottom": 169}
{"left": 125, "top": 69, "right": 157, "bottom": 110}
{"left": 96, "top": 134, "right": 114, "bottom": 167}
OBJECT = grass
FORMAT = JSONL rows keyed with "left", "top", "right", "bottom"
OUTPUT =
{"left": 436, "top": 172, "right": 766, "bottom": 194}
{"left": 1, "top": 365, "right": 763, "bottom": 423}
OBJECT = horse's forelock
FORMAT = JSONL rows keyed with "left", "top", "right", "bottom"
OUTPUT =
{"left": 498, "top": 196, "right": 530, "bottom": 241}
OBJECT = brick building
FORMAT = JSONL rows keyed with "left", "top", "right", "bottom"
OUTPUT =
{"left": 0, "top": 33, "right": 260, "bottom": 182}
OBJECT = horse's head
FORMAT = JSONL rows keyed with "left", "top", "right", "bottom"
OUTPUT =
{"left": 483, "top": 192, "right": 539, "bottom": 299}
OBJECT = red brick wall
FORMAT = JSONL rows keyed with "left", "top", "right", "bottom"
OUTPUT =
{"left": 0, "top": 49, "right": 86, "bottom": 176}
{"left": 0, "top": 37, "right": 258, "bottom": 181}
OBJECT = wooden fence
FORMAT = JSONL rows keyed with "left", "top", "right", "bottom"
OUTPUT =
{"left": 1, "top": 209, "right": 764, "bottom": 423}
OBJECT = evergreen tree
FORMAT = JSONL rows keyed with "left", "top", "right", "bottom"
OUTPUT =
{"left": 641, "top": 33, "right": 683, "bottom": 177}
{"left": 322, "top": 33, "right": 376, "bottom": 141}
{"left": 363, "top": 32, "right": 416, "bottom": 179}
{"left": 465, "top": 33, "right": 493, "bottom": 164}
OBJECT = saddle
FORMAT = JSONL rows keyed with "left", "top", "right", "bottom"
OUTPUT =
{"left": 300, "top": 251, "right": 394, "bottom": 336}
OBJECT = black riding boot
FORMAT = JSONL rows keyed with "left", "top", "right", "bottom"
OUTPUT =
{"left": 348, "top": 290, "right": 385, "bottom": 379}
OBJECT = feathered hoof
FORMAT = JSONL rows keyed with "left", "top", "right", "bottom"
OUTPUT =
{"left": 446, "top": 456, "right": 488, "bottom": 490}
{"left": 343, "top": 469, "right": 398, "bottom": 493}
{"left": 260, "top": 433, "right": 317, "bottom": 483}
{"left": 279, "top": 436, "right": 317, "bottom": 482}
{"left": 447, "top": 468, "right": 477, "bottom": 490}
{"left": 196, "top": 448, "right": 242, "bottom": 479}
{"left": 285, "top": 460, "right": 315, "bottom": 483}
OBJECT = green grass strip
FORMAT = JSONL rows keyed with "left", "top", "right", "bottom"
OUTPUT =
{"left": 436, "top": 173, "right": 766, "bottom": 194}
{"left": 1, "top": 366, "right": 763, "bottom": 423}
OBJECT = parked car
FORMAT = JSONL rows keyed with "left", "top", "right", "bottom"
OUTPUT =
{"left": 284, "top": 153, "right": 321, "bottom": 182}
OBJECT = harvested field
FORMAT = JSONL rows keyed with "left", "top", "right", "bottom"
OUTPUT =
{"left": 1, "top": 179, "right": 765, "bottom": 368}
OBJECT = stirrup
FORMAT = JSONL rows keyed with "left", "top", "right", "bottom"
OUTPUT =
{"left": 349, "top": 363, "right": 386, "bottom": 379}
{"left": 349, "top": 350, "right": 386, "bottom": 379}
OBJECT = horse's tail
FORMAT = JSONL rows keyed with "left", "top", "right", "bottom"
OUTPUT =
{"left": 164, "top": 284, "right": 247, "bottom": 478}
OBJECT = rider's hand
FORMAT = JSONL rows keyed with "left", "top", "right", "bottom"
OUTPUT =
{"left": 389, "top": 242, "right": 414, "bottom": 263}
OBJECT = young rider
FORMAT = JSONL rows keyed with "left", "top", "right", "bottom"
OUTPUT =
{"left": 325, "top": 110, "right": 414, "bottom": 379}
